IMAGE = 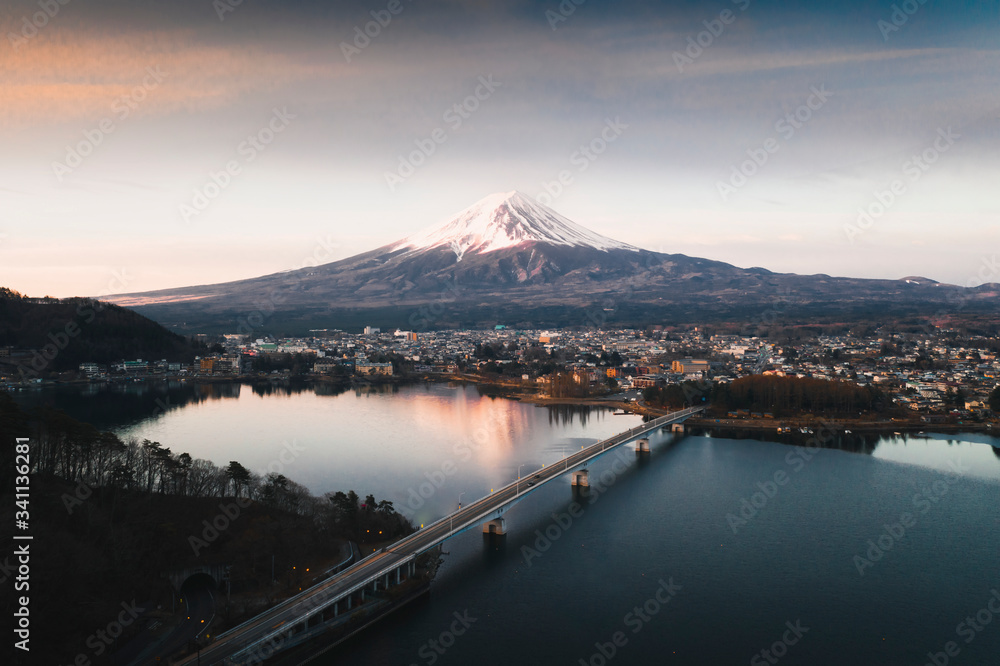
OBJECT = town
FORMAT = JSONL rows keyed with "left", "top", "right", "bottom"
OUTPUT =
{"left": 4, "top": 324, "right": 998, "bottom": 423}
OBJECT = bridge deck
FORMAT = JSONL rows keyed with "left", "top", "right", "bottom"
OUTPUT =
{"left": 180, "top": 406, "right": 703, "bottom": 664}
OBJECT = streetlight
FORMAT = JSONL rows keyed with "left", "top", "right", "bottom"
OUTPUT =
{"left": 450, "top": 493, "right": 465, "bottom": 534}
{"left": 517, "top": 464, "right": 524, "bottom": 496}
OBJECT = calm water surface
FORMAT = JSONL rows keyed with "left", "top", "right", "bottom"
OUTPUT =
{"left": 14, "top": 382, "right": 1000, "bottom": 665}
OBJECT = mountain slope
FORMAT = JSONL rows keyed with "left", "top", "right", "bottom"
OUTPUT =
{"left": 105, "top": 192, "right": 999, "bottom": 333}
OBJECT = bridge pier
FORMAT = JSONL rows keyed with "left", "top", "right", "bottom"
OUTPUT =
{"left": 672, "top": 423, "right": 685, "bottom": 433}
{"left": 571, "top": 469, "right": 589, "bottom": 487}
{"left": 482, "top": 518, "right": 506, "bottom": 535}
{"left": 636, "top": 438, "right": 650, "bottom": 453}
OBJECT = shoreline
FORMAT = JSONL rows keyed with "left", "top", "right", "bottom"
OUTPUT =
{"left": 433, "top": 375, "right": 999, "bottom": 435}
{"left": 10, "top": 373, "right": 997, "bottom": 436}
{"left": 687, "top": 417, "right": 996, "bottom": 436}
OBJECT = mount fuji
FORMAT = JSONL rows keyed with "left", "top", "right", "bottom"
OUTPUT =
{"left": 391, "top": 190, "right": 639, "bottom": 259}
{"left": 107, "top": 192, "right": 997, "bottom": 332}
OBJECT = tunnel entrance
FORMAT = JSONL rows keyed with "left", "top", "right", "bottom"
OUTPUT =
{"left": 181, "top": 572, "right": 217, "bottom": 593}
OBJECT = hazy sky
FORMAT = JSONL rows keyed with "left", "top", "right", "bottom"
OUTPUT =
{"left": 2, "top": 0, "right": 998, "bottom": 297}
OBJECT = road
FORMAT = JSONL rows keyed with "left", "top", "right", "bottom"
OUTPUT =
{"left": 114, "top": 578, "right": 214, "bottom": 665}
{"left": 179, "top": 406, "right": 701, "bottom": 664}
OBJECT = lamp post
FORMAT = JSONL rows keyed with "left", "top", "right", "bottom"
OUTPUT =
{"left": 450, "top": 493, "right": 465, "bottom": 534}
{"left": 517, "top": 464, "right": 525, "bottom": 496}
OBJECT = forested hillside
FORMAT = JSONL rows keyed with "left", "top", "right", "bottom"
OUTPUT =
{"left": 0, "top": 287, "right": 201, "bottom": 373}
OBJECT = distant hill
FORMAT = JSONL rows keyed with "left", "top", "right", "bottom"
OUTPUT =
{"left": 0, "top": 288, "right": 202, "bottom": 375}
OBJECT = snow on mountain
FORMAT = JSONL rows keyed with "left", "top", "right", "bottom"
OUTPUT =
{"left": 390, "top": 191, "right": 640, "bottom": 260}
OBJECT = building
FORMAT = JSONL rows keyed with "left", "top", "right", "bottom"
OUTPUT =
{"left": 216, "top": 355, "right": 242, "bottom": 374}
{"left": 671, "top": 358, "right": 710, "bottom": 374}
{"left": 313, "top": 360, "right": 340, "bottom": 374}
{"left": 79, "top": 363, "right": 100, "bottom": 375}
{"left": 355, "top": 361, "right": 393, "bottom": 376}
{"left": 364, "top": 326, "right": 381, "bottom": 335}
{"left": 120, "top": 360, "right": 148, "bottom": 374}
{"left": 634, "top": 375, "right": 666, "bottom": 389}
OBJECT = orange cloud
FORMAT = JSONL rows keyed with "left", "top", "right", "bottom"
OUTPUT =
{"left": 0, "top": 26, "right": 337, "bottom": 131}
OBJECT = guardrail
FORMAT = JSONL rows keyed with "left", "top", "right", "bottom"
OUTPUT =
{"left": 232, "top": 553, "right": 418, "bottom": 661}
{"left": 212, "top": 547, "right": 386, "bottom": 643}
{"left": 194, "top": 406, "right": 704, "bottom": 663}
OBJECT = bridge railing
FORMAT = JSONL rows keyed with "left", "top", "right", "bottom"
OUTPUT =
{"left": 424, "top": 406, "right": 705, "bottom": 529}
{"left": 197, "top": 406, "right": 707, "bottom": 662}
{"left": 400, "top": 407, "right": 706, "bottom": 550}
{"left": 212, "top": 547, "right": 387, "bottom": 643}
{"left": 230, "top": 553, "right": 418, "bottom": 662}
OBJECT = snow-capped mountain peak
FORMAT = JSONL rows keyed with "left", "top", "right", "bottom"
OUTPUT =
{"left": 391, "top": 191, "right": 639, "bottom": 259}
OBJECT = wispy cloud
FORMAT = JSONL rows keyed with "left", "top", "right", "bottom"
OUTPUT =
{"left": 0, "top": 27, "right": 340, "bottom": 131}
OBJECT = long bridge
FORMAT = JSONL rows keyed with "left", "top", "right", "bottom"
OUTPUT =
{"left": 178, "top": 406, "right": 704, "bottom": 665}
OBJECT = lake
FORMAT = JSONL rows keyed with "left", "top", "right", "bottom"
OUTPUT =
{"left": 14, "top": 381, "right": 1000, "bottom": 664}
